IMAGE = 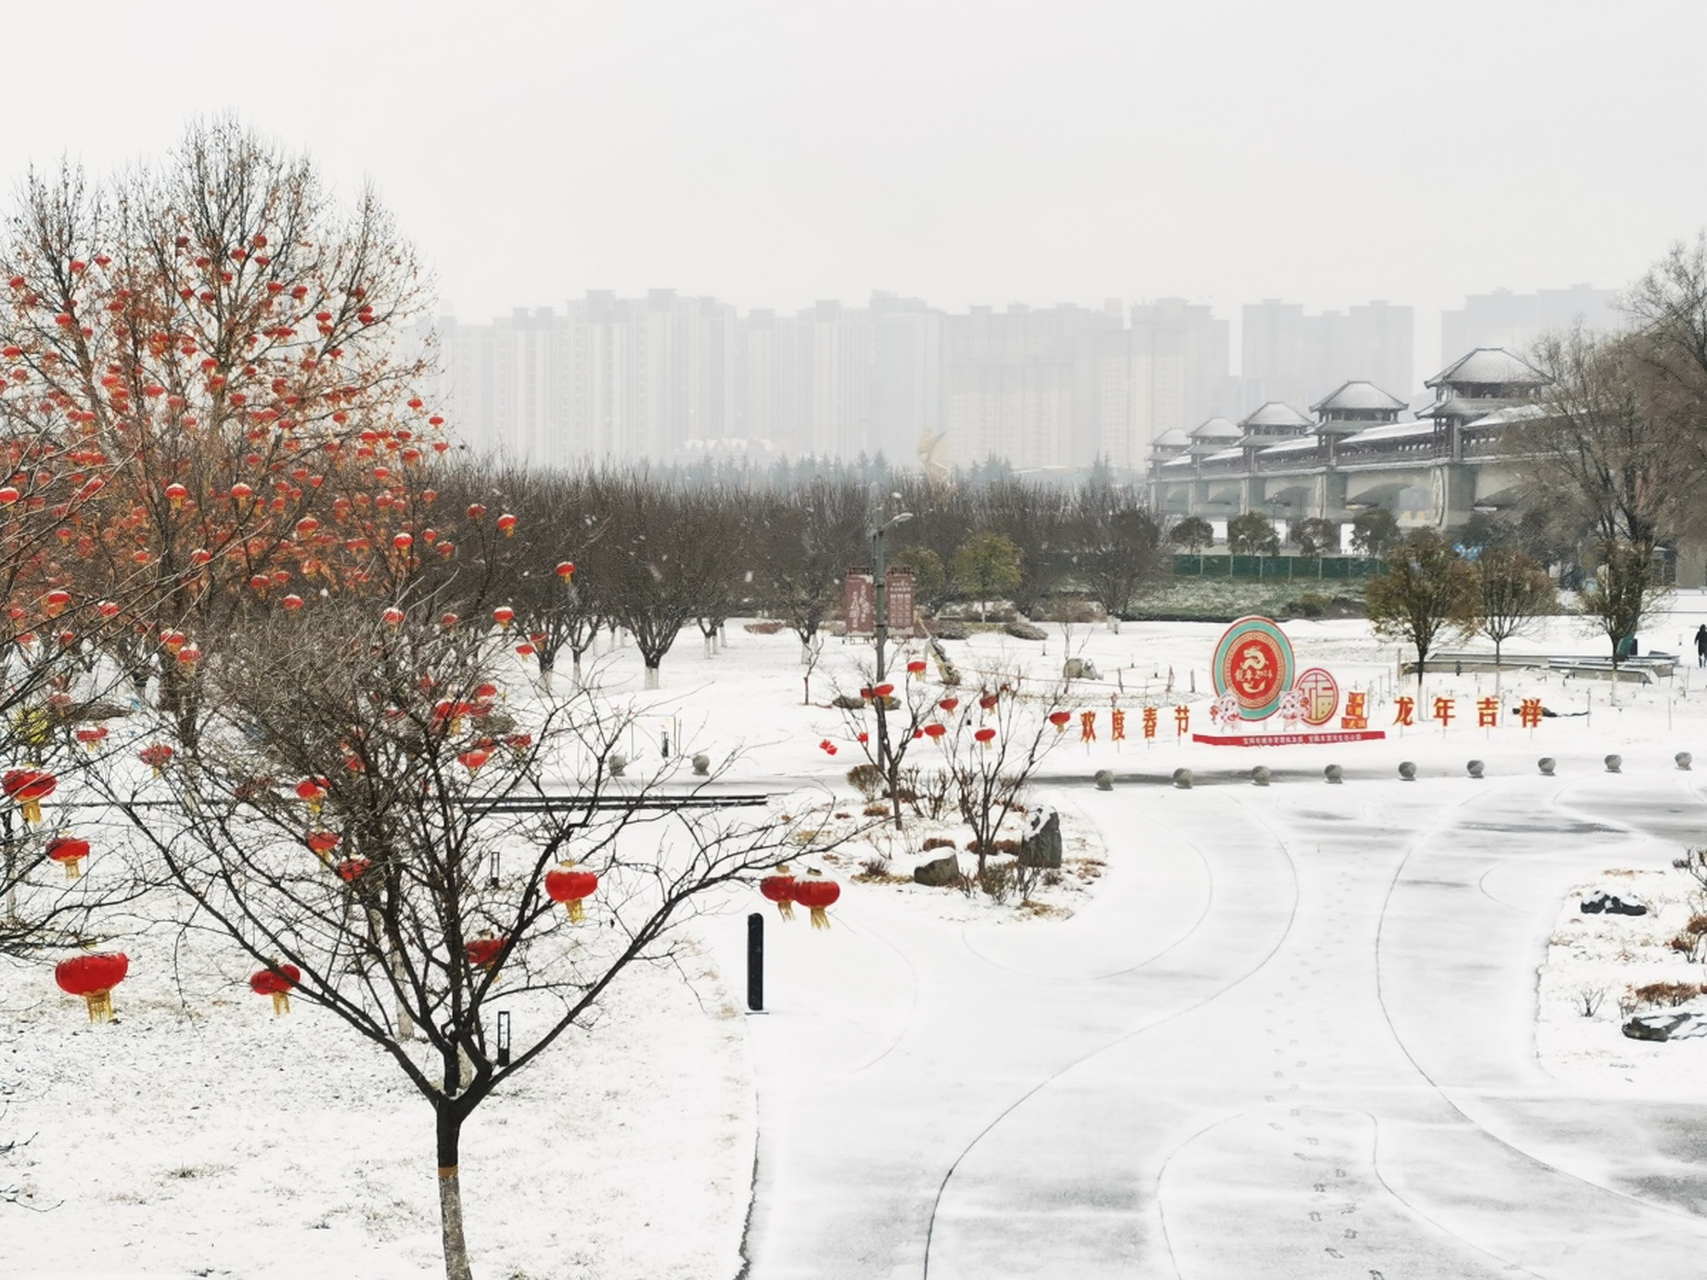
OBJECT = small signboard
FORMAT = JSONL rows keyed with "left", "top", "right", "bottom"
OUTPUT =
{"left": 843, "top": 567, "right": 916, "bottom": 636}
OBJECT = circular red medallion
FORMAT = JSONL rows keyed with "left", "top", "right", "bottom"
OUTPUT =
{"left": 1294, "top": 667, "right": 1340, "bottom": 726}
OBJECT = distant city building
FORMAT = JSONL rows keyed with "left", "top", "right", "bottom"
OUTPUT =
{"left": 1240, "top": 300, "right": 1413, "bottom": 417}
{"left": 1440, "top": 285, "right": 1620, "bottom": 362}
{"left": 427, "top": 291, "right": 1427, "bottom": 475}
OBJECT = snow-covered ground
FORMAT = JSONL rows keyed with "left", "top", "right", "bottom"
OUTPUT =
{"left": 8, "top": 596, "right": 1707, "bottom": 1278}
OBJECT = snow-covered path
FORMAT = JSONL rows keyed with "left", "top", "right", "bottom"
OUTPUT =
{"left": 729, "top": 749, "right": 1707, "bottom": 1278}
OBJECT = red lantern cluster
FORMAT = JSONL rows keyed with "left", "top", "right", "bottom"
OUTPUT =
{"left": 250, "top": 963, "right": 301, "bottom": 1016}
{"left": 139, "top": 743, "right": 173, "bottom": 775}
{"left": 55, "top": 952, "right": 129, "bottom": 1022}
{"left": 466, "top": 936, "right": 506, "bottom": 970}
{"left": 545, "top": 864, "right": 597, "bottom": 922}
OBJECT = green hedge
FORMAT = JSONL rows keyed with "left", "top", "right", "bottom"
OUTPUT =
{"left": 1171, "top": 554, "right": 1386, "bottom": 580}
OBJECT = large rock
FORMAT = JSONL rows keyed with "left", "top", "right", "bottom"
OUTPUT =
{"left": 1580, "top": 890, "right": 1648, "bottom": 916}
{"left": 1018, "top": 806, "right": 1063, "bottom": 868}
{"left": 1623, "top": 1012, "right": 1707, "bottom": 1041}
{"left": 932, "top": 622, "right": 970, "bottom": 641}
{"left": 913, "top": 851, "right": 962, "bottom": 887}
{"left": 1063, "top": 657, "right": 1101, "bottom": 680}
{"left": 1005, "top": 620, "right": 1047, "bottom": 642}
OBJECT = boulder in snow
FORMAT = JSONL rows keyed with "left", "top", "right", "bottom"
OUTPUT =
{"left": 913, "top": 852, "right": 962, "bottom": 888}
{"left": 1018, "top": 806, "right": 1062, "bottom": 868}
{"left": 1580, "top": 890, "right": 1647, "bottom": 916}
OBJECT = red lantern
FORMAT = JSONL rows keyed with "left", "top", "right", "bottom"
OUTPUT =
{"left": 466, "top": 502, "right": 486, "bottom": 520}
{"left": 791, "top": 873, "right": 840, "bottom": 930}
{"left": 873, "top": 682, "right": 894, "bottom": 698}
{"left": 3, "top": 768, "right": 56, "bottom": 822}
{"left": 939, "top": 698, "right": 959, "bottom": 713}
{"left": 229, "top": 482, "right": 253, "bottom": 501}
{"left": 43, "top": 588, "right": 71, "bottom": 617}
{"left": 392, "top": 532, "right": 412, "bottom": 551}
{"left": 75, "top": 724, "right": 108, "bottom": 751}
{"left": 282, "top": 594, "right": 304, "bottom": 610}
{"left": 974, "top": 727, "right": 996, "bottom": 747}
{"left": 46, "top": 834, "right": 89, "bottom": 879}
{"left": 906, "top": 660, "right": 927, "bottom": 675}
{"left": 555, "top": 561, "right": 575, "bottom": 581}
{"left": 295, "top": 777, "right": 328, "bottom": 813}
{"left": 979, "top": 693, "right": 999, "bottom": 711}
{"left": 923, "top": 722, "right": 947, "bottom": 741}
{"left": 55, "top": 952, "right": 129, "bottom": 1022}
{"left": 545, "top": 865, "right": 598, "bottom": 922}
{"left": 466, "top": 936, "right": 506, "bottom": 970}
{"left": 335, "top": 857, "right": 371, "bottom": 882}
{"left": 96, "top": 599, "right": 121, "bottom": 619}
{"left": 492, "top": 606, "right": 514, "bottom": 630}
{"left": 382, "top": 606, "right": 405, "bottom": 627}
{"left": 759, "top": 867, "right": 796, "bottom": 921}
{"left": 305, "top": 830, "right": 339, "bottom": 859}
{"left": 250, "top": 963, "right": 301, "bottom": 1016}
{"left": 1049, "top": 711, "right": 1072, "bottom": 733}
{"left": 139, "top": 744, "right": 173, "bottom": 775}
{"left": 515, "top": 643, "right": 535, "bottom": 659}
{"left": 496, "top": 513, "right": 517, "bottom": 537}
{"left": 458, "top": 748, "right": 490, "bottom": 773}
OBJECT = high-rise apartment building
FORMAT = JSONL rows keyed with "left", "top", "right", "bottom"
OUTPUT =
{"left": 1241, "top": 300, "right": 1414, "bottom": 413}
{"left": 1440, "top": 285, "right": 1620, "bottom": 361}
{"left": 1125, "top": 299, "right": 1234, "bottom": 469}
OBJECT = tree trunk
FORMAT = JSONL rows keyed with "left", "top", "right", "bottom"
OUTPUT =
{"left": 392, "top": 947, "right": 415, "bottom": 1041}
{"left": 644, "top": 664, "right": 659, "bottom": 690}
{"left": 436, "top": 1105, "right": 473, "bottom": 1280}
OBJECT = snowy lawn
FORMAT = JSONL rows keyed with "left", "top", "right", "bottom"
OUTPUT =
{"left": 8, "top": 595, "right": 1707, "bottom": 1278}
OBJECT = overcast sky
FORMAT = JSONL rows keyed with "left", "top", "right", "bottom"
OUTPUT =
{"left": 9, "top": 2, "right": 1705, "bottom": 374}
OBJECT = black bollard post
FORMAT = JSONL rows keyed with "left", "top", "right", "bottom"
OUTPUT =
{"left": 746, "top": 911, "right": 764, "bottom": 1012}
{"left": 496, "top": 1010, "right": 511, "bottom": 1067}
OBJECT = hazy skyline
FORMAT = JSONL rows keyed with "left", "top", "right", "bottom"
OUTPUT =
{"left": 5, "top": 2, "right": 1699, "bottom": 380}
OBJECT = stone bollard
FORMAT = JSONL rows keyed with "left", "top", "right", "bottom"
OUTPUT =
{"left": 1538, "top": 757, "right": 1555, "bottom": 776}
{"left": 1172, "top": 767, "right": 1193, "bottom": 790}
{"left": 691, "top": 752, "right": 711, "bottom": 776}
{"left": 609, "top": 752, "right": 627, "bottom": 777}
{"left": 1678, "top": 751, "right": 1693, "bottom": 771}
{"left": 1398, "top": 761, "right": 1416, "bottom": 781}
{"left": 1094, "top": 769, "right": 1114, "bottom": 792}
{"left": 1466, "top": 759, "right": 1484, "bottom": 779}
{"left": 1251, "top": 765, "right": 1271, "bottom": 787}
{"left": 1324, "top": 764, "right": 1343, "bottom": 784}
{"left": 1605, "top": 753, "right": 1622, "bottom": 774}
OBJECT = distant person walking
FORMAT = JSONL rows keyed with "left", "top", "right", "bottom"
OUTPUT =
{"left": 1696, "top": 624, "right": 1707, "bottom": 668}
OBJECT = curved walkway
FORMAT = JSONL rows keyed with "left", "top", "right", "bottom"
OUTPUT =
{"left": 729, "top": 761, "right": 1707, "bottom": 1278}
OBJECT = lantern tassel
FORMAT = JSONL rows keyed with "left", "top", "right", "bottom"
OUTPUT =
{"left": 21, "top": 798, "right": 41, "bottom": 824}
{"left": 83, "top": 988, "right": 114, "bottom": 1023}
{"left": 775, "top": 900, "right": 794, "bottom": 922}
{"left": 63, "top": 858, "right": 82, "bottom": 881}
{"left": 271, "top": 991, "right": 291, "bottom": 1017}
{"left": 568, "top": 899, "right": 584, "bottom": 923}
{"left": 809, "top": 906, "right": 830, "bottom": 930}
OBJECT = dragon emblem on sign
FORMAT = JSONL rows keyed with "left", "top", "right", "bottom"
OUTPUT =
{"left": 1211, "top": 616, "right": 1296, "bottom": 721}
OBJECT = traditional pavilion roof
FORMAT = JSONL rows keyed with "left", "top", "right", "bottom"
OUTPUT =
{"left": 1151, "top": 427, "right": 1192, "bottom": 450}
{"left": 1239, "top": 401, "right": 1313, "bottom": 432}
{"left": 1189, "top": 416, "right": 1243, "bottom": 441}
{"left": 1426, "top": 347, "right": 1549, "bottom": 391}
{"left": 1310, "top": 380, "right": 1407, "bottom": 415}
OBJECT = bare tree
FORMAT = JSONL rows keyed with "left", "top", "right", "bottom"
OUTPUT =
{"left": 1365, "top": 531, "right": 1479, "bottom": 695}
{"left": 1071, "top": 493, "right": 1164, "bottom": 631}
{"left": 1473, "top": 547, "right": 1556, "bottom": 687}
{"left": 758, "top": 477, "right": 867, "bottom": 665}
{"left": 105, "top": 597, "right": 828, "bottom": 1280}
{"left": 1520, "top": 328, "right": 1690, "bottom": 664}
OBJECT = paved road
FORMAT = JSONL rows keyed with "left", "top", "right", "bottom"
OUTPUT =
{"left": 732, "top": 751, "right": 1707, "bottom": 1278}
